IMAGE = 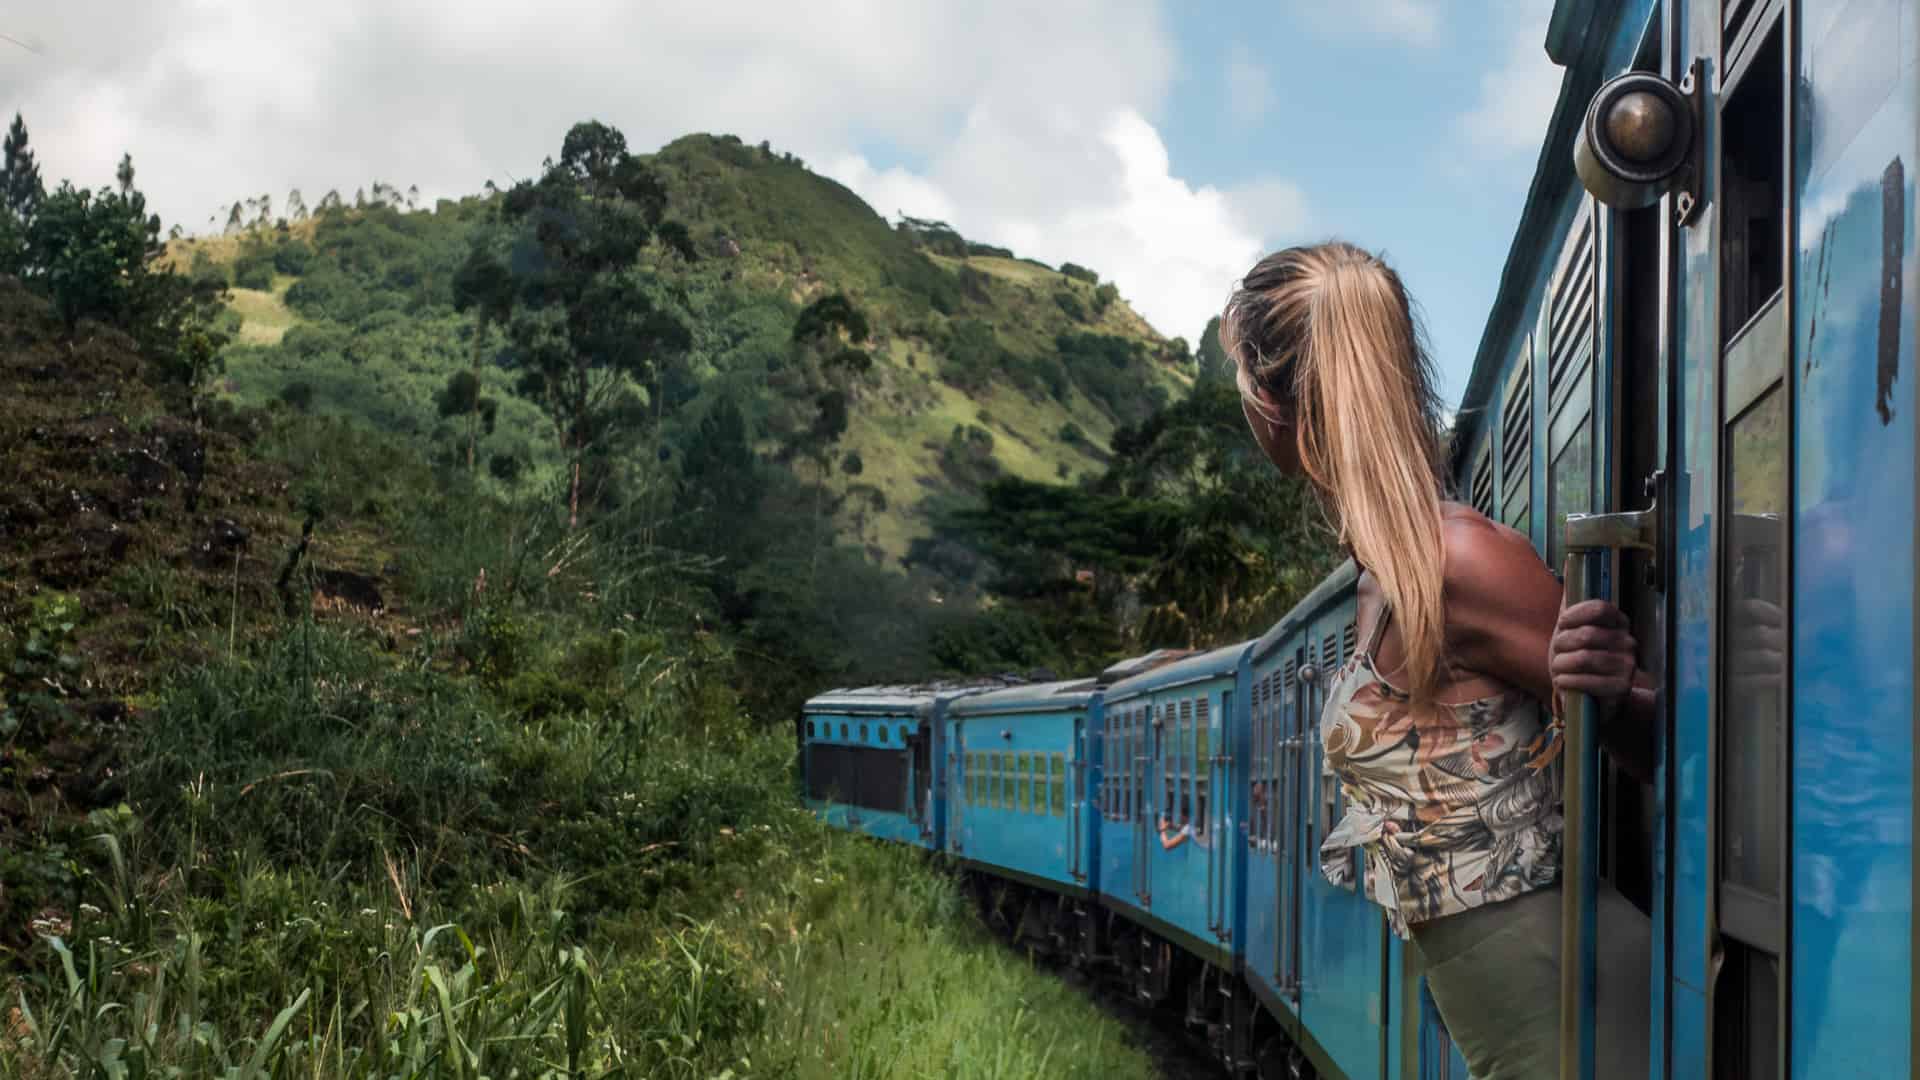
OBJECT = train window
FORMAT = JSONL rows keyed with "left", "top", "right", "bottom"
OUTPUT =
{"left": 806, "top": 720, "right": 815, "bottom": 738}
{"left": 878, "top": 726, "right": 887, "bottom": 743}
{"left": 1470, "top": 440, "right": 1495, "bottom": 517}
{"left": 1051, "top": 754, "right": 1066, "bottom": 817}
{"left": 1719, "top": 22, "right": 1785, "bottom": 341}
{"left": 1499, "top": 341, "right": 1534, "bottom": 535}
{"left": 858, "top": 723, "right": 867, "bottom": 742}
{"left": 839, "top": 723, "right": 848, "bottom": 739}
{"left": 1195, "top": 698, "right": 1210, "bottom": 837}
{"left": 1548, "top": 419, "right": 1594, "bottom": 569}
{"left": 1723, "top": 387, "right": 1786, "bottom": 898}
{"left": 1544, "top": 206, "right": 1596, "bottom": 571}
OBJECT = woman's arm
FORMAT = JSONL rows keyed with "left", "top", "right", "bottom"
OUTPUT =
{"left": 1159, "top": 818, "right": 1190, "bottom": 851}
{"left": 1441, "top": 517, "right": 1654, "bottom": 783}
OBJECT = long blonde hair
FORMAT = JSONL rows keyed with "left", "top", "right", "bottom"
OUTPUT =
{"left": 1220, "top": 242, "right": 1450, "bottom": 698}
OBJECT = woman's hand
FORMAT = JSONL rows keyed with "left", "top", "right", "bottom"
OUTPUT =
{"left": 1549, "top": 599, "right": 1638, "bottom": 708}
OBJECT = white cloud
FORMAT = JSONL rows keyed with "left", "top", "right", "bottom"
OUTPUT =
{"left": 3, "top": 0, "right": 1302, "bottom": 342}
{"left": 1296, "top": 0, "right": 1444, "bottom": 47}
{"left": 1225, "top": 45, "right": 1275, "bottom": 124}
{"left": 821, "top": 109, "right": 1308, "bottom": 342}
{"left": 1455, "top": 4, "right": 1564, "bottom": 159}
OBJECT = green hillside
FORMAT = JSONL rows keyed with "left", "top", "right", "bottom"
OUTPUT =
{"left": 183, "top": 133, "right": 1195, "bottom": 563}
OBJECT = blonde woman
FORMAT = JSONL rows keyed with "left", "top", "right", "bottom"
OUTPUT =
{"left": 1220, "top": 242, "right": 1652, "bottom": 1079}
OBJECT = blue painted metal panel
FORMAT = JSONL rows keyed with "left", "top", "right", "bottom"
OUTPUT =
{"left": 956, "top": 707, "right": 1090, "bottom": 883}
{"left": 1789, "top": 17, "right": 1916, "bottom": 1073}
{"left": 948, "top": 696, "right": 1084, "bottom": 890}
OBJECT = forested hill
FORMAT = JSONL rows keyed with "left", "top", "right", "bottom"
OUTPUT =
{"left": 178, "top": 132, "right": 1194, "bottom": 563}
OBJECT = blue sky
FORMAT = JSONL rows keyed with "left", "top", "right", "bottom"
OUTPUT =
{"left": 1155, "top": 3, "right": 1562, "bottom": 403}
{"left": 5, "top": 0, "right": 1561, "bottom": 404}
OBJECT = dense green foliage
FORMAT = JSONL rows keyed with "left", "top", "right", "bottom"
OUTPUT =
{"left": 0, "top": 292, "right": 1154, "bottom": 1080}
{"left": 916, "top": 380, "right": 1342, "bottom": 668}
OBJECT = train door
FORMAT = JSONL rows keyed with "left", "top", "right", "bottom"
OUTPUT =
{"left": 951, "top": 721, "right": 966, "bottom": 854}
{"left": 1283, "top": 646, "right": 1307, "bottom": 1002}
{"left": 910, "top": 725, "right": 932, "bottom": 839}
{"left": 1069, "top": 715, "right": 1084, "bottom": 883}
{"left": 1207, "top": 689, "right": 1228, "bottom": 939}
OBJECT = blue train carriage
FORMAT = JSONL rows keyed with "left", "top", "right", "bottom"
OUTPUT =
{"left": 1094, "top": 641, "right": 1267, "bottom": 1067}
{"left": 801, "top": 679, "right": 1009, "bottom": 849}
{"left": 1442, "top": 0, "right": 1917, "bottom": 1076}
{"left": 1239, "top": 560, "right": 1425, "bottom": 1080}
{"left": 945, "top": 678, "right": 1100, "bottom": 957}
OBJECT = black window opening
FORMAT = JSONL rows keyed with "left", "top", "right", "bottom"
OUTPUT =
{"left": 805, "top": 742, "right": 911, "bottom": 813}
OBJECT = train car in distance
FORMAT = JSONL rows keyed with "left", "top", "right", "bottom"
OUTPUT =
{"left": 946, "top": 678, "right": 1101, "bottom": 946}
{"left": 801, "top": 678, "right": 1013, "bottom": 849}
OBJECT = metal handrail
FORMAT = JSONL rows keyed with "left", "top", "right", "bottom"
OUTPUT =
{"left": 1559, "top": 508, "right": 1656, "bottom": 1080}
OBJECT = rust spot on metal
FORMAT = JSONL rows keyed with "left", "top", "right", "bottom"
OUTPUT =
{"left": 1877, "top": 157, "right": 1904, "bottom": 425}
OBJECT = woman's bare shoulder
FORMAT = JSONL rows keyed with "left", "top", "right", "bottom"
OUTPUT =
{"left": 1438, "top": 502, "right": 1557, "bottom": 606}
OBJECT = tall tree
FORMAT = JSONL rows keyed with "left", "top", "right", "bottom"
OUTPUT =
{"left": 2, "top": 112, "right": 42, "bottom": 220}
{"left": 770, "top": 292, "right": 874, "bottom": 569}
{"left": 286, "top": 188, "right": 308, "bottom": 221}
{"left": 460, "top": 120, "right": 697, "bottom": 527}
{"left": 451, "top": 245, "right": 514, "bottom": 471}
{"left": 1194, "top": 315, "right": 1230, "bottom": 385}
{"left": 114, "top": 153, "right": 135, "bottom": 195}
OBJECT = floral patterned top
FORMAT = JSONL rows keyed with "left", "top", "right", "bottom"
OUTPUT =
{"left": 1317, "top": 609, "right": 1564, "bottom": 938}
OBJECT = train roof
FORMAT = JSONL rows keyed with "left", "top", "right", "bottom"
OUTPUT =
{"left": 949, "top": 677, "right": 1100, "bottom": 717}
{"left": 803, "top": 676, "right": 1018, "bottom": 716}
{"left": 1103, "top": 640, "right": 1253, "bottom": 703}
{"left": 1252, "top": 559, "right": 1361, "bottom": 664}
{"left": 1097, "top": 648, "right": 1197, "bottom": 685}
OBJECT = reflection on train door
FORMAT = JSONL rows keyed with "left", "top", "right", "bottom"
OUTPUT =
{"left": 1709, "top": 8, "right": 1791, "bottom": 1077}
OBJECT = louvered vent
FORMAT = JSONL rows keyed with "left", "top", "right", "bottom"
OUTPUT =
{"left": 1196, "top": 697, "right": 1208, "bottom": 728}
{"left": 1284, "top": 658, "right": 1298, "bottom": 691}
{"left": 1321, "top": 634, "right": 1338, "bottom": 669}
{"left": 1546, "top": 212, "right": 1596, "bottom": 418}
{"left": 1723, "top": 0, "right": 1767, "bottom": 67}
{"left": 1342, "top": 621, "right": 1358, "bottom": 661}
{"left": 1500, "top": 346, "right": 1533, "bottom": 530}
{"left": 1471, "top": 442, "right": 1494, "bottom": 516}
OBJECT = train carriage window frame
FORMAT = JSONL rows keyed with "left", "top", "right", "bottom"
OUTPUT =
{"left": 1499, "top": 337, "right": 1535, "bottom": 536}
{"left": 1543, "top": 203, "right": 1598, "bottom": 572}
{"left": 1051, "top": 753, "right": 1067, "bottom": 818}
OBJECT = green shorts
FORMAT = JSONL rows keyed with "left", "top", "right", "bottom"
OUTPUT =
{"left": 1410, "top": 884, "right": 1652, "bottom": 1080}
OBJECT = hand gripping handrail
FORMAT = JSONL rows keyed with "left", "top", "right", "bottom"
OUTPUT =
{"left": 1558, "top": 508, "right": 1656, "bottom": 1080}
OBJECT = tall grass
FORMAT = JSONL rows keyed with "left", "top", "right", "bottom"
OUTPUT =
{"left": 2, "top": 592, "right": 1153, "bottom": 1079}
